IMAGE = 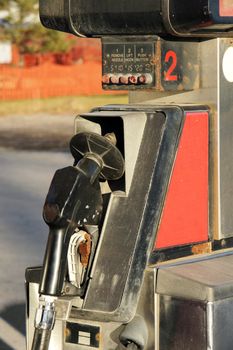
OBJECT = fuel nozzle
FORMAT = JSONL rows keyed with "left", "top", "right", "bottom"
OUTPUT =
{"left": 31, "top": 132, "right": 124, "bottom": 350}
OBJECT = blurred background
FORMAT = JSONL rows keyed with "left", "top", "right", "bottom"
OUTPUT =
{"left": 0, "top": 1, "right": 127, "bottom": 349}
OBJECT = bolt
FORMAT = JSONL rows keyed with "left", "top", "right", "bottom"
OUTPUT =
{"left": 129, "top": 75, "right": 138, "bottom": 84}
{"left": 119, "top": 75, "right": 130, "bottom": 84}
{"left": 110, "top": 75, "right": 120, "bottom": 84}
{"left": 104, "top": 132, "right": 117, "bottom": 146}
{"left": 65, "top": 286, "right": 70, "bottom": 293}
{"left": 138, "top": 73, "right": 153, "bottom": 84}
{"left": 102, "top": 74, "right": 110, "bottom": 84}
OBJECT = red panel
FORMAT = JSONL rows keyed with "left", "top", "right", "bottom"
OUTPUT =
{"left": 155, "top": 112, "right": 209, "bottom": 249}
{"left": 220, "top": 0, "right": 233, "bottom": 16}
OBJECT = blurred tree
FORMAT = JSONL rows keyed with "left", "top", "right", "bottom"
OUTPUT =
{"left": 0, "top": 0, "right": 8, "bottom": 9}
{"left": 0, "top": 0, "right": 75, "bottom": 53}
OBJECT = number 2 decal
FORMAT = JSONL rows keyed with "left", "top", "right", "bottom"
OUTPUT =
{"left": 164, "top": 50, "right": 178, "bottom": 81}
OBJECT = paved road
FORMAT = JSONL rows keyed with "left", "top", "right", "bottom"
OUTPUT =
{"left": 0, "top": 113, "right": 75, "bottom": 349}
{"left": 0, "top": 149, "right": 72, "bottom": 349}
{"left": 0, "top": 114, "right": 75, "bottom": 150}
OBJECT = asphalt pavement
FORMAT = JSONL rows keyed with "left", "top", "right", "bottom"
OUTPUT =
{"left": 0, "top": 114, "right": 75, "bottom": 151}
{"left": 0, "top": 114, "right": 75, "bottom": 349}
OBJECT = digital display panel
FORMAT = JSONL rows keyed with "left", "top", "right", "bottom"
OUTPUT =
{"left": 220, "top": 0, "right": 233, "bottom": 16}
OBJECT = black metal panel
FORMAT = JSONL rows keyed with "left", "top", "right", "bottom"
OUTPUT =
{"left": 39, "top": 0, "right": 233, "bottom": 37}
{"left": 25, "top": 266, "right": 42, "bottom": 284}
{"left": 65, "top": 322, "right": 100, "bottom": 347}
{"left": 39, "top": 0, "right": 70, "bottom": 34}
{"left": 165, "top": 0, "right": 233, "bottom": 35}
{"left": 70, "top": 0, "right": 163, "bottom": 36}
{"left": 101, "top": 37, "right": 200, "bottom": 91}
{"left": 39, "top": 0, "right": 164, "bottom": 37}
{"left": 159, "top": 297, "right": 207, "bottom": 350}
{"left": 150, "top": 243, "right": 198, "bottom": 264}
{"left": 102, "top": 38, "right": 156, "bottom": 90}
{"left": 168, "top": 0, "right": 210, "bottom": 33}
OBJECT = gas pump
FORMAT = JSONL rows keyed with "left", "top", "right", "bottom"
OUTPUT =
{"left": 25, "top": 1, "right": 233, "bottom": 349}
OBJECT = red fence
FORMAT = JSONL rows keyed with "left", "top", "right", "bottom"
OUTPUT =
{"left": 0, "top": 39, "right": 116, "bottom": 100}
{"left": 0, "top": 61, "right": 106, "bottom": 100}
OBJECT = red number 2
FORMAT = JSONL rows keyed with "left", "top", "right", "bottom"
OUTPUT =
{"left": 164, "top": 50, "right": 178, "bottom": 81}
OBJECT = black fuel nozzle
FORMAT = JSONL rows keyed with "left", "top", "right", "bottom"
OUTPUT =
{"left": 31, "top": 132, "right": 124, "bottom": 350}
{"left": 39, "top": 159, "right": 103, "bottom": 297}
{"left": 39, "top": 132, "right": 124, "bottom": 297}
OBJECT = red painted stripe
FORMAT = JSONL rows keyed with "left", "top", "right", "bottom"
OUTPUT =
{"left": 219, "top": 0, "right": 233, "bottom": 16}
{"left": 155, "top": 112, "right": 209, "bottom": 249}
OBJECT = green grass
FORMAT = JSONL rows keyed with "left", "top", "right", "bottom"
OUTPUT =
{"left": 0, "top": 95, "right": 128, "bottom": 116}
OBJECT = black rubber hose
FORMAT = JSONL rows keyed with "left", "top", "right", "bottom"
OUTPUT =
{"left": 31, "top": 328, "right": 52, "bottom": 350}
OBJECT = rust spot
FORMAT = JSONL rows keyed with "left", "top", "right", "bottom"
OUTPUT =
{"left": 155, "top": 39, "right": 164, "bottom": 91}
{"left": 64, "top": 327, "right": 71, "bottom": 338}
{"left": 192, "top": 242, "right": 212, "bottom": 255}
{"left": 78, "top": 233, "right": 92, "bottom": 267}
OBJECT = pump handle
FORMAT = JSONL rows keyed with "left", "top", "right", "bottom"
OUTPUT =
{"left": 70, "top": 132, "right": 125, "bottom": 180}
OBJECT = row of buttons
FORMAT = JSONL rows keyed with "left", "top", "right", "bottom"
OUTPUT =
{"left": 102, "top": 73, "right": 153, "bottom": 85}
